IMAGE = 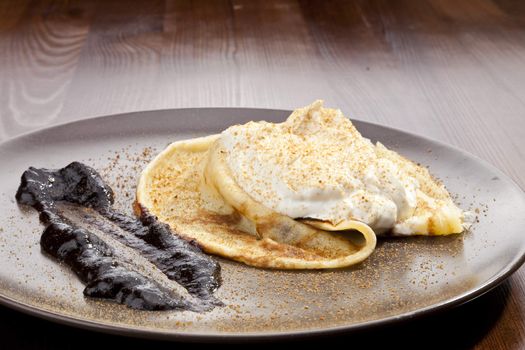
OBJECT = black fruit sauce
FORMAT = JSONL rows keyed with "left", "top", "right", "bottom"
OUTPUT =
{"left": 16, "top": 162, "right": 222, "bottom": 311}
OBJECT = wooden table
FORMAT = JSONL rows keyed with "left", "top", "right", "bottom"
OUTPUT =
{"left": 1, "top": 0, "right": 523, "bottom": 348}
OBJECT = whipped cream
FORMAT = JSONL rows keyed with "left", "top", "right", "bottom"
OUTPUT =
{"left": 218, "top": 101, "right": 462, "bottom": 234}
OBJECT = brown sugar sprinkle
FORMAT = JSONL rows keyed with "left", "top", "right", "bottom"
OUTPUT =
{"left": 0, "top": 107, "right": 498, "bottom": 336}
{"left": 98, "top": 145, "right": 158, "bottom": 213}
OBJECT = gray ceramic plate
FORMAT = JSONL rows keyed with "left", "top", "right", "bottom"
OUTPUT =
{"left": 0, "top": 108, "right": 524, "bottom": 341}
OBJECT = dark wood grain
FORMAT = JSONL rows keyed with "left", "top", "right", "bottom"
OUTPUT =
{"left": 0, "top": 0, "right": 524, "bottom": 348}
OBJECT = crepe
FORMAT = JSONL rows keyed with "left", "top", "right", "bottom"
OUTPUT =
{"left": 136, "top": 135, "right": 376, "bottom": 269}
{"left": 137, "top": 101, "right": 469, "bottom": 269}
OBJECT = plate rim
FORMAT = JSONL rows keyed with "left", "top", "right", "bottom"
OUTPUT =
{"left": 0, "top": 107, "right": 524, "bottom": 341}
{"left": 0, "top": 263, "right": 518, "bottom": 342}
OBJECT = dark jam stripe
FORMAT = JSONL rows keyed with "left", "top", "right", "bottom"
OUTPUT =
{"left": 89, "top": 210, "right": 221, "bottom": 300}
{"left": 16, "top": 162, "right": 222, "bottom": 311}
{"left": 42, "top": 221, "right": 188, "bottom": 311}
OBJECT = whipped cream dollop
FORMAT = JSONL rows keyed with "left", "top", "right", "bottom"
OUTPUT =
{"left": 217, "top": 101, "right": 463, "bottom": 234}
